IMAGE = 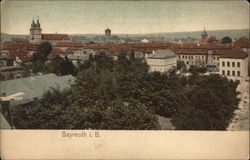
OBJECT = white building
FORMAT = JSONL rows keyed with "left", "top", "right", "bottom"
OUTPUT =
{"left": 176, "top": 48, "right": 207, "bottom": 69}
{"left": 219, "top": 51, "right": 248, "bottom": 82}
{"left": 147, "top": 49, "right": 177, "bottom": 72}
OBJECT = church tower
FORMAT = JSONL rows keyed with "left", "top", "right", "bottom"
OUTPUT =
{"left": 105, "top": 28, "right": 111, "bottom": 37}
{"left": 29, "top": 19, "right": 42, "bottom": 43}
{"left": 201, "top": 27, "right": 208, "bottom": 44}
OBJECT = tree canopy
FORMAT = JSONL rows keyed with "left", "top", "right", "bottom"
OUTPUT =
{"left": 12, "top": 51, "right": 240, "bottom": 130}
{"left": 32, "top": 41, "right": 52, "bottom": 63}
{"left": 221, "top": 36, "right": 233, "bottom": 44}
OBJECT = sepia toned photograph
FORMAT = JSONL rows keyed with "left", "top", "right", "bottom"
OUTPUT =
{"left": 1, "top": 0, "right": 250, "bottom": 159}
{"left": 0, "top": 0, "right": 249, "bottom": 132}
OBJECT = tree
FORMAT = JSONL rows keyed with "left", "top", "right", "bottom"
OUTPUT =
{"left": 171, "top": 74, "right": 240, "bottom": 130}
{"left": 11, "top": 81, "right": 160, "bottom": 129}
{"left": 129, "top": 51, "right": 136, "bottom": 61}
{"left": 177, "top": 60, "right": 186, "bottom": 71}
{"left": 46, "top": 55, "right": 76, "bottom": 76}
{"left": 11, "top": 50, "right": 240, "bottom": 130}
{"left": 221, "top": 36, "right": 232, "bottom": 44}
{"left": 32, "top": 41, "right": 52, "bottom": 73}
{"left": 89, "top": 53, "right": 94, "bottom": 64}
{"left": 93, "top": 51, "right": 114, "bottom": 72}
{"left": 32, "top": 41, "right": 52, "bottom": 63}
{"left": 60, "top": 56, "right": 76, "bottom": 75}
{"left": 46, "top": 55, "right": 64, "bottom": 75}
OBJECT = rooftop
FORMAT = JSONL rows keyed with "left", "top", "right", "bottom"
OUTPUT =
{"left": 0, "top": 74, "right": 75, "bottom": 106}
{"left": 55, "top": 42, "right": 84, "bottom": 47}
{"left": 148, "top": 49, "right": 177, "bottom": 59}
{"left": 42, "top": 34, "right": 70, "bottom": 41}
{"left": 220, "top": 51, "right": 248, "bottom": 59}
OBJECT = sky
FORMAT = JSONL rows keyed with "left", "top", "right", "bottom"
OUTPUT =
{"left": 1, "top": 0, "right": 249, "bottom": 34}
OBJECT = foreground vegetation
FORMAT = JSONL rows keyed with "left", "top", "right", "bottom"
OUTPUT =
{"left": 11, "top": 50, "right": 240, "bottom": 130}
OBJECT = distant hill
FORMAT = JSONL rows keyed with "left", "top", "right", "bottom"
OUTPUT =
{"left": 70, "top": 29, "right": 249, "bottom": 42}
{"left": 2, "top": 29, "right": 249, "bottom": 43}
{"left": 1, "top": 33, "right": 28, "bottom": 42}
{"left": 115, "top": 29, "right": 249, "bottom": 40}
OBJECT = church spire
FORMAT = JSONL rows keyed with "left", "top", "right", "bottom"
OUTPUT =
{"left": 36, "top": 17, "right": 41, "bottom": 28}
{"left": 31, "top": 19, "right": 36, "bottom": 28}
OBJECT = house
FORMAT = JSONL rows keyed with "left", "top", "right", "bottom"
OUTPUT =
{"left": 219, "top": 51, "right": 248, "bottom": 82}
{"left": 175, "top": 48, "right": 207, "bottom": 69}
{"left": 146, "top": 49, "right": 177, "bottom": 72}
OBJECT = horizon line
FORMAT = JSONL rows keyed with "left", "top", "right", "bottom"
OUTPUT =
{"left": 1, "top": 28, "right": 249, "bottom": 36}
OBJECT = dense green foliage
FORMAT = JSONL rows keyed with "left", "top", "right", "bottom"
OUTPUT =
{"left": 47, "top": 55, "right": 76, "bottom": 76}
{"left": 32, "top": 41, "right": 52, "bottom": 63}
{"left": 12, "top": 50, "right": 240, "bottom": 130}
{"left": 171, "top": 74, "right": 240, "bottom": 130}
{"left": 189, "top": 65, "right": 207, "bottom": 73}
{"left": 177, "top": 60, "right": 186, "bottom": 71}
{"left": 221, "top": 36, "right": 233, "bottom": 44}
{"left": 31, "top": 41, "right": 76, "bottom": 75}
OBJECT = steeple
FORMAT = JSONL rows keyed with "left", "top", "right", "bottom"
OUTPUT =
{"left": 36, "top": 19, "right": 40, "bottom": 28}
{"left": 202, "top": 26, "right": 208, "bottom": 36}
{"left": 31, "top": 19, "right": 36, "bottom": 28}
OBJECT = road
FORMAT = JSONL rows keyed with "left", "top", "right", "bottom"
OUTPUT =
{"left": 227, "top": 79, "right": 249, "bottom": 131}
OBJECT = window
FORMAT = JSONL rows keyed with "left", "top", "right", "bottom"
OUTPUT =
{"left": 222, "top": 61, "right": 225, "bottom": 66}
{"left": 232, "top": 71, "right": 235, "bottom": 76}
{"left": 187, "top": 61, "right": 189, "bottom": 65}
{"left": 227, "top": 62, "right": 230, "bottom": 67}
{"left": 237, "top": 71, "right": 240, "bottom": 76}
{"left": 237, "top": 62, "right": 240, "bottom": 67}
{"left": 227, "top": 70, "right": 230, "bottom": 76}
{"left": 213, "top": 57, "right": 215, "bottom": 60}
{"left": 182, "top": 55, "right": 184, "bottom": 59}
{"left": 222, "top": 70, "right": 225, "bottom": 75}
{"left": 232, "top": 62, "right": 235, "bottom": 67}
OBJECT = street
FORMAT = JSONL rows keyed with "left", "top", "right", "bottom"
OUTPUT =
{"left": 227, "top": 79, "right": 249, "bottom": 131}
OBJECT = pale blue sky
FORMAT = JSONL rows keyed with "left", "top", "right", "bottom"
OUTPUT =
{"left": 1, "top": 0, "right": 249, "bottom": 34}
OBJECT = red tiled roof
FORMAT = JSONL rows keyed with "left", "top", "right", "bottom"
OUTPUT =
{"left": 52, "top": 48, "right": 73, "bottom": 54}
{"left": 42, "top": 34, "right": 70, "bottom": 41}
{"left": 55, "top": 42, "right": 84, "bottom": 47}
{"left": 84, "top": 42, "right": 177, "bottom": 54}
{"left": 220, "top": 50, "right": 248, "bottom": 59}
{"left": 26, "top": 44, "right": 38, "bottom": 51}
{"left": 233, "top": 37, "right": 250, "bottom": 48}
{"left": 174, "top": 48, "right": 207, "bottom": 55}
{"left": 16, "top": 52, "right": 32, "bottom": 62}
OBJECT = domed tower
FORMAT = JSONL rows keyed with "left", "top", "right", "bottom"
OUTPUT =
{"left": 29, "top": 18, "right": 42, "bottom": 43}
{"left": 105, "top": 28, "right": 111, "bottom": 37}
{"left": 201, "top": 27, "right": 208, "bottom": 43}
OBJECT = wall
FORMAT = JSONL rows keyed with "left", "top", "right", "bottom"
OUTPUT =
{"left": 147, "top": 57, "right": 177, "bottom": 72}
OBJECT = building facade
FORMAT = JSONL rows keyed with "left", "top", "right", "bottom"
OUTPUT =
{"left": 219, "top": 52, "right": 248, "bottom": 82}
{"left": 29, "top": 20, "right": 42, "bottom": 44}
{"left": 29, "top": 19, "right": 70, "bottom": 45}
{"left": 147, "top": 49, "right": 177, "bottom": 72}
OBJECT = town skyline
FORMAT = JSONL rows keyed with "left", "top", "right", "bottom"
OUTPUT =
{"left": 1, "top": 0, "right": 249, "bottom": 34}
